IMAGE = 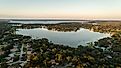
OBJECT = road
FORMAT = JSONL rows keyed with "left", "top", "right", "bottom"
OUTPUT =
{"left": 19, "top": 44, "right": 24, "bottom": 60}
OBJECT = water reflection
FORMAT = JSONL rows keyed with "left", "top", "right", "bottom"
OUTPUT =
{"left": 16, "top": 28, "right": 110, "bottom": 47}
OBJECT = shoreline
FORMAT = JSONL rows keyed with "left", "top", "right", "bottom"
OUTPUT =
{"left": 1, "top": 22, "right": 121, "bottom": 67}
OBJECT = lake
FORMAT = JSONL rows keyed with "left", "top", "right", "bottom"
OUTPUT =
{"left": 16, "top": 28, "right": 110, "bottom": 47}
{"left": 9, "top": 20, "right": 86, "bottom": 24}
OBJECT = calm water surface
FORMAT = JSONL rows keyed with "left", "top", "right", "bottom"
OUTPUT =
{"left": 16, "top": 28, "right": 110, "bottom": 47}
{"left": 9, "top": 20, "right": 84, "bottom": 24}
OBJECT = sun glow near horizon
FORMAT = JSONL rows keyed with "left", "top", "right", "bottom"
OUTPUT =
{"left": 0, "top": 0, "right": 121, "bottom": 19}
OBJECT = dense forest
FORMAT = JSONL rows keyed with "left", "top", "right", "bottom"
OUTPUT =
{"left": 0, "top": 21, "right": 121, "bottom": 68}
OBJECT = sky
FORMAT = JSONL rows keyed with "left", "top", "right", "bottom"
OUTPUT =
{"left": 0, "top": 0, "right": 121, "bottom": 19}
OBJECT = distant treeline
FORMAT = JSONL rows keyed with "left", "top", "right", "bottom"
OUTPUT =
{"left": 0, "top": 22, "right": 11, "bottom": 35}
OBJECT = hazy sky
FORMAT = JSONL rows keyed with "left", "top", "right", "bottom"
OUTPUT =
{"left": 0, "top": 0, "right": 121, "bottom": 19}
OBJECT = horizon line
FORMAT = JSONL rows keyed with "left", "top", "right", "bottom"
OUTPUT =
{"left": 0, "top": 18, "right": 121, "bottom": 20}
